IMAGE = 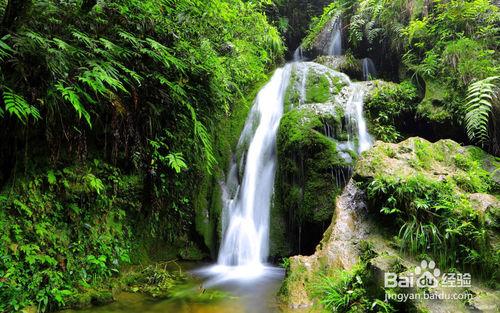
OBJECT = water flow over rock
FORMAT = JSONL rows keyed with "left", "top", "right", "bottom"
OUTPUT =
{"left": 207, "top": 58, "right": 372, "bottom": 282}
{"left": 216, "top": 65, "right": 292, "bottom": 274}
{"left": 345, "top": 83, "right": 373, "bottom": 153}
{"left": 362, "top": 57, "right": 377, "bottom": 81}
{"left": 328, "top": 17, "right": 342, "bottom": 56}
{"left": 292, "top": 46, "right": 304, "bottom": 62}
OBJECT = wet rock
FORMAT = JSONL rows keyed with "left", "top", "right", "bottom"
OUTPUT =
{"left": 279, "top": 181, "right": 370, "bottom": 308}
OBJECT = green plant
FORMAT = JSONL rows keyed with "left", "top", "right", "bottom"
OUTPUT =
{"left": 365, "top": 81, "right": 418, "bottom": 142}
{"left": 1, "top": 88, "right": 40, "bottom": 123}
{"left": 366, "top": 170, "right": 497, "bottom": 278}
{"left": 0, "top": 161, "right": 139, "bottom": 312}
{"left": 312, "top": 263, "right": 394, "bottom": 313}
{"left": 314, "top": 271, "right": 365, "bottom": 312}
{"left": 464, "top": 76, "right": 499, "bottom": 146}
{"left": 280, "top": 257, "right": 291, "bottom": 270}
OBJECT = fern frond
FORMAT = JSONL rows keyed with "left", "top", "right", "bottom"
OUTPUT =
{"left": 464, "top": 76, "right": 499, "bottom": 145}
{"left": 166, "top": 152, "right": 188, "bottom": 173}
{"left": 0, "top": 35, "right": 14, "bottom": 61}
{"left": 55, "top": 82, "right": 92, "bottom": 127}
{"left": 72, "top": 30, "right": 96, "bottom": 49}
{"left": 2, "top": 89, "right": 40, "bottom": 124}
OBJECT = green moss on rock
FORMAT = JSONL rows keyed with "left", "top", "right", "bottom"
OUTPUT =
{"left": 305, "top": 71, "right": 332, "bottom": 103}
{"left": 271, "top": 105, "right": 354, "bottom": 257}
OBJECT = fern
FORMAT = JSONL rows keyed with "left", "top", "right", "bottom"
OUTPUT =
{"left": 0, "top": 35, "right": 13, "bottom": 61}
{"left": 78, "top": 62, "right": 128, "bottom": 95}
{"left": 55, "top": 82, "right": 92, "bottom": 127}
{"left": 2, "top": 89, "right": 41, "bottom": 124}
{"left": 464, "top": 76, "right": 499, "bottom": 145}
{"left": 166, "top": 152, "right": 188, "bottom": 173}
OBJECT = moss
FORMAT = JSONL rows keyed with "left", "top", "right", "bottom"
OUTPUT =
{"left": 364, "top": 80, "right": 418, "bottom": 142}
{"left": 302, "top": 3, "right": 341, "bottom": 50}
{"left": 278, "top": 261, "right": 308, "bottom": 301}
{"left": 284, "top": 67, "right": 300, "bottom": 111}
{"left": 65, "top": 289, "right": 114, "bottom": 309}
{"left": 271, "top": 106, "right": 354, "bottom": 257}
{"left": 315, "top": 54, "right": 363, "bottom": 80}
{"left": 305, "top": 71, "right": 331, "bottom": 103}
{"left": 416, "top": 80, "right": 453, "bottom": 123}
{"left": 358, "top": 138, "right": 499, "bottom": 280}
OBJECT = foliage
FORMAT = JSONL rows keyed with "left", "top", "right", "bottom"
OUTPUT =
{"left": 365, "top": 81, "right": 418, "bottom": 142}
{"left": 366, "top": 171, "right": 498, "bottom": 279}
{"left": 0, "top": 161, "right": 140, "bottom": 312}
{"left": 464, "top": 76, "right": 499, "bottom": 146}
{"left": 1, "top": 88, "right": 40, "bottom": 123}
{"left": 0, "top": 2, "right": 283, "bottom": 310}
{"left": 312, "top": 264, "right": 395, "bottom": 312}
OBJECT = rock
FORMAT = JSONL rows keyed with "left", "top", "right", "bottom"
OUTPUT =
{"left": 279, "top": 181, "right": 370, "bottom": 308}
{"left": 314, "top": 55, "right": 363, "bottom": 79}
{"left": 307, "top": 15, "right": 341, "bottom": 56}
{"left": 280, "top": 137, "right": 500, "bottom": 311}
{"left": 467, "top": 289, "right": 500, "bottom": 312}
{"left": 468, "top": 193, "right": 499, "bottom": 216}
{"left": 271, "top": 62, "right": 360, "bottom": 257}
{"left": 355, "top": 137, "right": 497, "bottom": 195}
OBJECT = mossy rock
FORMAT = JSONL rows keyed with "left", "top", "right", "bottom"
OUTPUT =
{"left": 284, "top": 62, "right": 348, "bottom": 111}
{"left": 65, "top": 289, "right": 114, "bottom": 309}
{"left": 354, "top": 137, "right": 498, "bottom": 194}
{"left": 280, "top": 138, "right": 500, "bottom": 309}
{"left": 315, "top": 55, "right": 363, "bottom": 80}
{"left": 271, "top": 105, "right": 356, "bottom": 257}
{"left": 417, "top": 80, "right": 451, "bottom": 123}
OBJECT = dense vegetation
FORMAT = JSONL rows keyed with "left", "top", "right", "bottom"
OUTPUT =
{"left": 0, "top": 0, "right": 283, "bottom": 311}
{"left": 1, "top": 0, "right": 499, "bottom": 312}
{"left": 303, "top": 0, "right": 499, "bottom": 154}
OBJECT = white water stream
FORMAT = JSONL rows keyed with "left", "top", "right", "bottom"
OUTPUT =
{"left": 362, "top": 57, "right": 377, "bottom": 81}
{"left": 328, "top": 17, "right": 342, "bottom": 56}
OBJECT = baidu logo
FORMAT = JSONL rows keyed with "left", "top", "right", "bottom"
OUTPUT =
{"left": 384, "top": 259, "right": 471, "bottom": 289}
{"left": 384, "top": 259, "right": 473, "bottom": 302}
{"left": 414, "top": 260, "right": 440, "bottom": 288}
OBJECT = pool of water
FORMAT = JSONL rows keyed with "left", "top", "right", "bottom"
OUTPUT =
{"left": 61, "top": 265, "right": 301, "bottom": 313}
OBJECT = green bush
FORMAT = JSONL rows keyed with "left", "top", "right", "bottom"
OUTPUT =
{"left": 365, "top": 81, "right": 418, "bottom": 142}
{"left": 312, "top": 264, "right": 395, "bottom": 313}
{"left": 366, "top": 172, "right": 498, "bottom": 281}
{"left": 0, "top": 161, "right": 140, "bottom": 312}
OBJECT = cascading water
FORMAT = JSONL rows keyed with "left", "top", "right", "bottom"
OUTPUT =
{"left": 362, "top": 57, "right": 377, "bottom": 81}
{"left": 205, "top": 65, "right": 291, "bottom": 282}
{"left": 328, "top": 17, "right": 342, "bottom": 56}
{"left": 345, "top": 83, "right": 373, "bottom": 153}
{"left": 292, "top": 46, "right": 304, "bottom": 62}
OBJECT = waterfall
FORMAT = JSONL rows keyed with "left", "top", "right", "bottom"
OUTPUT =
{"left": 345, "top": 83, "right": 373, "bottom": 153}
{"left": 362, "top": 58, "right": 377, "bottom": 81}
{"left": 292, "top": 46, "right": 304, "bottom": 62}
{"left": 328, "top": 17, "right": 342, "bottom": 56}
{"left": 216, "top": 65, "right": 291, "bottom": 273}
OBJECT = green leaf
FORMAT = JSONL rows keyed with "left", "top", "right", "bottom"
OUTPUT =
{"left": 55, "top": 82, "right": 92, "bottom": 127}
{"left": 2, "top": 88, "right": 40, "bottom": 124}
{"left": 47, "top": 170, "right": 57, "bottom": 185}
{"left": 166, "top": 152, "right": 188, "bottom": 173}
